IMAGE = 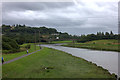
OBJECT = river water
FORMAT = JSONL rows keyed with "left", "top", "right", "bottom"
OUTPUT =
{"left": 41, "top": 44, "right": 119, "bottom": 76}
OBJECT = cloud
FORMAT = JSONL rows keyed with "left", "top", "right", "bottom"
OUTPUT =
{"left": 2, "top": 1, "right": 118, "bottom": 35}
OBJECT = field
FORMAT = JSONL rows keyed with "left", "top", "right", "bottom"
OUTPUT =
{"left": 62, "top": 40, "right": 119, "bottom": 52}
{"left": 2, "top": 43, "right": 40, "bottom": 61}
{"left": 2, "top": 47, "right": 116, "bottom": 78}
{"left": 51, "top": 40, "right": 72, "bottom": 44}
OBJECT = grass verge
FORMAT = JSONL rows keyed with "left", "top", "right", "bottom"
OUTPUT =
{"left": 2, "top": 47, "right": 116, "bottom": 78}
{"left": 62, "top": 40, "right": 119, "bottom": 52}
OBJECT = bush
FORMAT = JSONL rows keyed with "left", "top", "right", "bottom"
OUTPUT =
{"left": 3, "top": 49, "right": 20, "bottom": 54}
{"left": 2, "top": 42, "right": 12, "bottom": 50}
{"left": 2, "top": 36, "right": 20, "bottom": 50}
{"left": 41, "top": 40, "right": 47, "bottom": 42}
{"left": 2, "top": 50, "right": 11, "bottom": 53}
{"left": 9, "top": 49, "right": 20, "bottom": 53}
{"left": 25, "top": 44, "right": 31, "bottom": 49}
{"left": 8, "top": 40, "right": 20, "bottom": 49}
{"left": 107, "top": 43, "right": 111, "bottom": 45}
{"left": 77, "top": 40, "right": 87, "bottom": 43}
{"left": 2, "top": 36, "right": 20, "bottom": 53}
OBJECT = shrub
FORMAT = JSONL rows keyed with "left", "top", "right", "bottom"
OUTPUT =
{"left": 25, "top": 44, "right": 31, "bottom": 49}
{"left": 2, "top": 42, "right": 12, "bottom": 50}
{"left": 2, "top": 50, "right": 11, "bottom": 53}
{"left": 2, "top": 36, "right": 20, "bottom": 53}
{"left": 107, "top": 43, "right": 111, "bottom": 45}
{"left": 8, "top": 41, "right": 20, "bottom": 49}
{"left": 41, "top": 40, "right": 47, "bottom": 42}
{"left": 2, "top": 36, "right": 20, "bottom": 50}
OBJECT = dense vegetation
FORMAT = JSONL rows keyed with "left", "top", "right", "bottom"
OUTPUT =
{"left": 2, "top": 24, "right": 119, "bottom": 53}
{"left": 2, "top": 24, "right": 74, "bottom": 53}
{"left": 2, "top": 36, "right": 20, "bottom": 53}
{"left": 2, "top": 24, "right": 73, "bottom": 44}
{"left": 77, "top": 31, "right": 119, "bottom": 43}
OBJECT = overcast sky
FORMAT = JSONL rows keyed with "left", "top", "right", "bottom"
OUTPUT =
{"left": 2, "top": 1, "right": 118, "bottom": 35}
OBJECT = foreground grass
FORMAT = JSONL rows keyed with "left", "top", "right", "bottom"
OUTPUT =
{"left": 2, "top": 47, "right": 115, "bottom": 78}
{"left": 51, "top": 40, "right": 72, "bottom": 44}
{"left": 63, "top": 40, "right": 119, "bottom": 52}
{"left": 2, "top": 43, "right": 40, "bottom": 61}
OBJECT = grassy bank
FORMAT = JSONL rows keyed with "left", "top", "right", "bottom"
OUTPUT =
{"left": 62, "top": 40, "right": 119, "bottom": 52}
{"left": 2, "top": 43, "right": 40, "bottom": 61}
{"left": 2, "top": 47, "right": 116, "bottom": 78}
{"left": 51, "top": 40, "right": 72, "bottom": 44}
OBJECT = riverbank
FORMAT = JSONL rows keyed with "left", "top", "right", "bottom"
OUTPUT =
{"left": 62, "top": 40, "right": 119, "bottom": 52}
{"left": 51, "top": 40, "right": 73, "bottom": 44}
{"left": 2, "top": 47, "right": 116, "bottom": 78}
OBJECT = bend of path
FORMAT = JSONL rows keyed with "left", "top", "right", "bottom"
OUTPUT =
{"left": 1, "top": 49, "right": 41, "bottom": 65}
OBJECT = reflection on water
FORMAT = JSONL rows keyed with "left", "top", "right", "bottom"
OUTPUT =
{"left": 41, "top": 44, "right": 118, "bottom": 76}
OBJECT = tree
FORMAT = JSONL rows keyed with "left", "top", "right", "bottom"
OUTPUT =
{"left": 2, "top": 42, "right": 12, "bottom": 50}
{"left": 105, "top": 32, "right": 109, "bottom": 36}
{"left": 101, "top": 32, "right": 104, "bottom": 36}
{"left": 110, "top": 31, "right": 113, "bottom": 35}
{"left": 23, "top": 24, "right": 26, "bottom": 27}
{"left": 97, "top": 32, "right": 102, "bottom": 36}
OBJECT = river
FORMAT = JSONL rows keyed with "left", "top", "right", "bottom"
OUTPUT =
{"left": 41, "top": 44, "right": 119, "bottom": 76}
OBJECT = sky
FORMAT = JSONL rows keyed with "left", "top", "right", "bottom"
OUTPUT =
{"left": 2, "top": 1, "right": 118, "bottom": 35}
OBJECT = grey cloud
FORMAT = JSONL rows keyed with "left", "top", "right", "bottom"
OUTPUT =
{"left": 2, "top": 2, "right": 74, "bottom": 12}
{"left": 3, "top": 17, "right": 86, "bottom": 28}
{"left": 2, "top": 2, "right": 118, "bottom": 35}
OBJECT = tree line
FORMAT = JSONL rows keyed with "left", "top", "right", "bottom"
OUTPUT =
{"left": 2, "top": 24, "right": 119, "bottom": 52}
{"left": 77, "top": 31, "right": 119, "bottom": 43}
{"left": 2, "top": 24, "right": 73, "bottom": 52}
{"left": 2, "top": 24, "right": 73, "bottom": 44}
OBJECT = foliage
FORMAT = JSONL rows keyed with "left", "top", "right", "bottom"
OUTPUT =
{"left": 25, "top": 44, "right": 31, "bottom": 49}
{"left": 2, "top": 36, "right": 20, "bottom": 51}
{"left": 2, "top": 24, "right": 119, "bottom": 53}
{"left": 2, "top": 42, "right": 12, "bottom": 50}
{"left": 77, "top": 31, "right": 118, "bottom": 43}
{"left": 2, "top": 24, "right": 73, "bottom": 45}
{"left": 2, "top": 36, "right": 20, "bottom": 53}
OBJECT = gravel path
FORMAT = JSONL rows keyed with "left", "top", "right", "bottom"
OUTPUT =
{"left": 1, "top": 49, "right": 41, "bottom": 65}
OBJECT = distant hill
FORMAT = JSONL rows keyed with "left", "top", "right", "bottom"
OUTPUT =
{"left": 2, "top": 24, "right": 73, "bottom": 44}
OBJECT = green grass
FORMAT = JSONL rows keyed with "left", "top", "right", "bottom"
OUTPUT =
{"left": 63, "top": 39, "right": 119, "bottom": 52}
{"left": 51, "top": 40, "right": 73, "bottom": 44}
{"left": 2, "top": 47, "right": 116, "bottom": 78}
{"left": 2, "top": 43, "right": 40, "bottom": 61}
